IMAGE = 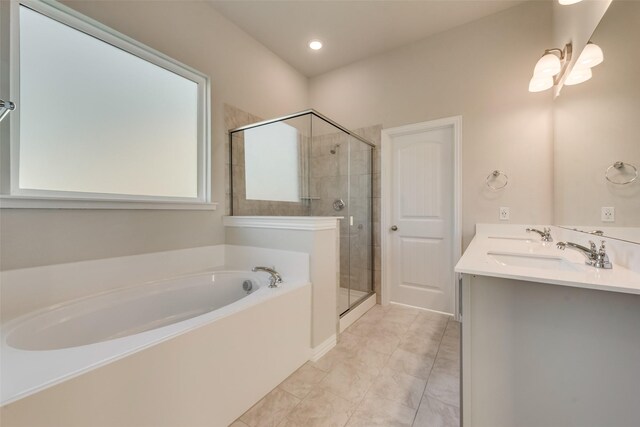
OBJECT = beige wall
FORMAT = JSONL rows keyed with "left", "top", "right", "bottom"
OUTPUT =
{"left": 0, "top": 0, "right": 308, "bottom": 270}
{"left": 2, "top": 1, "right": 565, "bottom": 268}
{"left": 553, "top": 0, "right": 640, "bottom": 227}
{"left": 309, "top": 1, "right": 555, "bottom": 248}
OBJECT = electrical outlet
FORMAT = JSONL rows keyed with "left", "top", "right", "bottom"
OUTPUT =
{"left": 601, "top": 207, "right": 615, "bottom": 222}
{"left": 499, "top": 207, "right": 510, "bottom": 221}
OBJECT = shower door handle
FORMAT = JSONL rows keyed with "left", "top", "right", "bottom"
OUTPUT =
{"left": 390, "top": 225, "right": 398, "bottom": 231}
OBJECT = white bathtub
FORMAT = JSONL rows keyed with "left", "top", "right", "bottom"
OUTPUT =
{"left": 1, "top": 269, "right": 311, "bottom": 426}
{"left": 6, "top": 271, "right": 266, "bottom": 351}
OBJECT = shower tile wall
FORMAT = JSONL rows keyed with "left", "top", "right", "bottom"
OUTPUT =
{"left": 307, "top": 131, "right": 351, "bottom": 295}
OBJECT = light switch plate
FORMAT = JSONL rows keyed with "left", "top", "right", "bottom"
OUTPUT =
{"left": 601, "top": 207, "right": 615, "bottom": 222}
{"left": 499, "top": 207, "right": 510, "bottom": 221}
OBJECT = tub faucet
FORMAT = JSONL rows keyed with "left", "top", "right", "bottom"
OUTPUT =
{"left": 252, "top": 266, "right": 283, "bottom": 288}
{"left": 526, "top": 227, "right": 553, "bottom": 242}
{"left": 556, "top": 240, "right": 613, "bottom": 269}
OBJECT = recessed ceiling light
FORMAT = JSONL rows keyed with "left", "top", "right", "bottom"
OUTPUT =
{"left": 309, "top": 40, "right": 323, "bottom": 50}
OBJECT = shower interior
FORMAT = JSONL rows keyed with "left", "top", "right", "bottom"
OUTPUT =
{"left": 229, "top": 110, "right": 374, "bottom": 315}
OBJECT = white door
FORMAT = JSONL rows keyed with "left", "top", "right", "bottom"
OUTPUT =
{"left": 386, "top": 124, "right": 455, "bottom": 313}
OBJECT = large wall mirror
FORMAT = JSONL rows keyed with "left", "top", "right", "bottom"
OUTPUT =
{"left": 554, "top": 0, "right": 640, "bottom": 243}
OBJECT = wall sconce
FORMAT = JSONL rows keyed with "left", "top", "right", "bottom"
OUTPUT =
{"left": 0, "top": 99, "right": 16, "bottom": 123}
{"left": 558, "top": 0, "right": 583, "bottom": 5}
{"left": 564, "top": 41, "right": 604, "bottom": 86}
{"left": 528, "top": 43, "right": 572, "bottom": 92}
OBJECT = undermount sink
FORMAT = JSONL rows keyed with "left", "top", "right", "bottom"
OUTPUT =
{"left": 487, "top": 252, "right": 581, "bottom": 272}
{"left": 487, "top": 236, "right": 536, "bottom": 244}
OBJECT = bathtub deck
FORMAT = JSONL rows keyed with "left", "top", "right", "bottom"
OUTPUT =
{"left": 234, "top": 304, "right": 460, "bottom": 427}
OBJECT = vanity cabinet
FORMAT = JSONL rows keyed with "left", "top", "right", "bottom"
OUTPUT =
{"left": 460, "top": 274, "right": 640, "bottom": 427}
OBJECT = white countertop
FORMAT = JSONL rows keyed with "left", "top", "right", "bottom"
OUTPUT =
{"left": 455, "top": 224, "right": 640, "bottom": 295}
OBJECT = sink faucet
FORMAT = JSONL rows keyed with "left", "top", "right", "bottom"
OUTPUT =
{"left": 526, "top": 227, "right": 553, "bottom": 242}
{"left": 556, "top": 240, "right": 613, "bottom": 269}
{"left": 252, "top": 266, "right": 283, "bottom": 288}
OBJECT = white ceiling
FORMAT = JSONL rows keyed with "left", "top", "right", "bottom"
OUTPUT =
{"left": 208, "top": 0, "right": 525, "bottom": 77}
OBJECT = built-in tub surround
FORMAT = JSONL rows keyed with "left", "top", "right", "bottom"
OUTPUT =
{"left": 224, "top": 216, "right": 340, "bottom": 360}
{"left": 0, "top": 245, "right": 311, "bottom": 426}
{"left": 456, "top": 224, "right": 640, "bottom": 426}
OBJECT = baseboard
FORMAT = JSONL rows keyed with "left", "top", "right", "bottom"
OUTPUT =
{"left": 339, "top": 293, "right": 376, "bottom": 333}
{"left": 310, "top": 334, "right": 337, "bottom": 362}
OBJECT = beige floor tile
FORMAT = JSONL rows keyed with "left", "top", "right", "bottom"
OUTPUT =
{"left": 398, "top": 331, "right": 442, "bottom": 358}
{"left": 361, "top": 328, "right": 402, "bottom": 355}
{"left": 361, "top": 305, "right": 388, "bottom": 321}
{"left": 347, "top": 395, "right": 417, "bottom": 426}
{"left": 240, "top": 387, "right": 301, "bottom": 427}
{"left": 408, "top": 316, "right": 449, "bottom": 336}
{"left": 425, "top": 358, "right": 460, "bottom": 408}
{"left": 436, "top": 335, "right": 460, "bottom": 362}
{"left": 379, "top": 318, "right": 413, "bottom": 335}
{"left": 413, "top": 394, "right": 460, "bottom": 427}
{"left": 318, "top": 362, "right": 378, "bottom": 402}
{"left": 415, "top": 310, "right": 451, "bottom": 323}
{"left": 369, "top": 368, "right": 427, "bottom": 409}
{"left": 342, "top": 346, "right": 390, "bottom": 376}
{"left": 444, "top": 320, "right": 460, "bottom": 339}
{"left": 349, "top": 316, "right": 407, "bottom": 338}
{"left": 314, "top": 341, "right": 389, "bottom": 377}
{"left": 280, "top": 388, "right": 356, "bottom": 427}
{"left": 388, "top": 304, "right": 423, "bottom": 317}
{"left": 311, "top": 346, "right": 350, "bottom": 373}
{"left": 386, "top": 348, "right": 436, "bottom": 380}
{"left": 280, "top": 363, "right": 329, "bottom": 399}
{"left": 384, "top": 310, "right": 419, "bottom": 326}
{"left": 337, "top": 331, "right": 365, "bottom": 352}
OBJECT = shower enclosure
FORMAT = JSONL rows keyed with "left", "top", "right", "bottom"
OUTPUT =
{"left": 229, "top": 110, "right": 374, "bottom": 315}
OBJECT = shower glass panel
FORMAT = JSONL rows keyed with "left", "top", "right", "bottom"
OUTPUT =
{"left": 347, "top": 136, "right": 373, "bottom": 311}
{"left": 230, "top": 114, "right": 311, "bottom": 216}
{"left": 229, "top": 111, "right": 374, "bottom": 316}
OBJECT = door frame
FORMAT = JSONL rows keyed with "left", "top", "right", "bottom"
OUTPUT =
{"left": 380, "top": 116, "right": 462, "bottom": 318}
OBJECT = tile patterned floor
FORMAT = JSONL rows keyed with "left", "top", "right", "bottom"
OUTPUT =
{"left": 233, "top": 304, "right": 460, "bottom": 427}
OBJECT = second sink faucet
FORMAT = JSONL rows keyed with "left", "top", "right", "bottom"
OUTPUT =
{"left": 252, "top": 266, "right": 283, "bottom": 288}
{"left": 556, "top": 240, "right": 613, "bottom": 269}
{"left": 526, "top": 227, "right": 553, "bottom": 242}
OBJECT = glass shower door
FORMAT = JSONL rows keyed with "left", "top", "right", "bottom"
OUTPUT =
{"left": 346, "top": 135, "right": 373, "bottom": 310}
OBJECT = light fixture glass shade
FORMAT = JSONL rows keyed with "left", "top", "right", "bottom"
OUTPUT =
{"left": 534, "top": 53, "right": 561, "bottom": 76}
{"left": 576, "top": 42, "right": 603, "bottom": 68}
{"left": 308, "top": 40, "right": 323, "bottom": 50}
{"left": 558, "top": 0, "right": 583, "bottom": 5}
{"left": 564, "top": 66, "right": 592, "bottom": 85}
{"left": 529, "top": 75, "right": 553, "bottom": 92}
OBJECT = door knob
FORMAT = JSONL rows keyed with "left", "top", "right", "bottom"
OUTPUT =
{"left": 390, "top": 225, "right": 398, "bottom": 231}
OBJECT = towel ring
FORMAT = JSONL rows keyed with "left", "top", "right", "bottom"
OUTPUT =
{"left": 605, "top": 161, "right": 638, "bottom": 185}
{"left": 486, "top": 170, "right": 508, "bottom": 190}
